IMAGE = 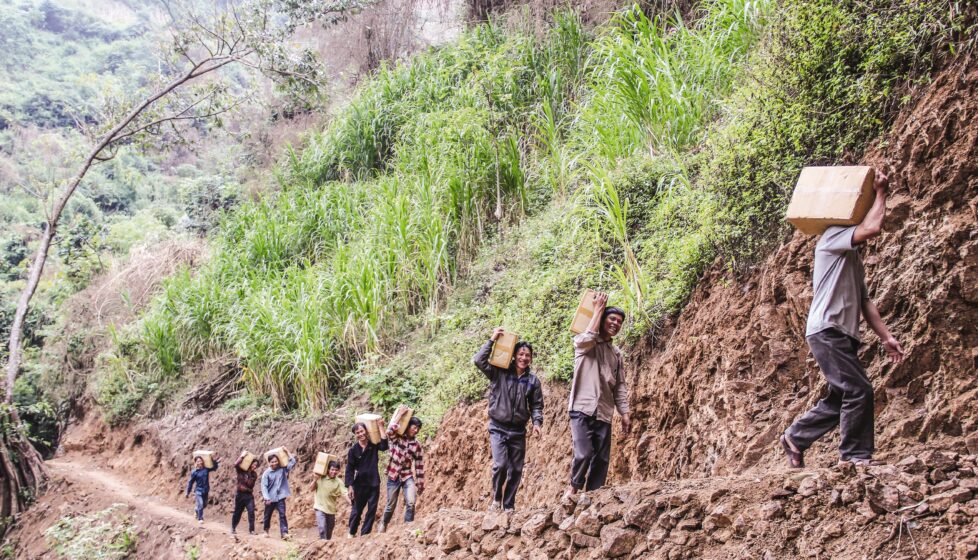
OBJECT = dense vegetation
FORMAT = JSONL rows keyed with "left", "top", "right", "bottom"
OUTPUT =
{"left": 98, "top": 0, "right": 964, "bottom": 428}
{"left": 0, "top": 0, "right": 249, "bottom": 452}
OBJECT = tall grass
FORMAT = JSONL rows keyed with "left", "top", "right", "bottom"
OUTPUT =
{"left": 570, "top": 0, "right": 769, "bottom": 319}
{"left": 110, "top": 14, "right": 593, "bottom": 414}
{"left": 104, "top": 0, "right": 959, "bottom": 425}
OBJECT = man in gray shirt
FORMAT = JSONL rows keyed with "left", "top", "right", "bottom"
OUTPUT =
{"left": 782, "top": 170, "right": 904, "bottom": 468}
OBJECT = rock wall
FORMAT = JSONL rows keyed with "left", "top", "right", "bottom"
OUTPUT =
{"left": 314, "top": 450, "right": 978, "bottom": 559}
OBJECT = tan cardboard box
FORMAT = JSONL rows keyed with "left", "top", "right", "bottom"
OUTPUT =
{"left": 786, "top": 166, "right": 876, "bottom": 235}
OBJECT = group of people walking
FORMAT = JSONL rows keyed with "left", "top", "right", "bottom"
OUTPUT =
{"left": 475, "top": 170, "right": 905, "bottom": 511}
{"left": 186, "top": 170, "right": 904, "bottom": 539}
{"left": 184, "top": 415, "right": 425, "bottom": 541}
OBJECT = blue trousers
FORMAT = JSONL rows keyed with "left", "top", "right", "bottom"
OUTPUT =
{"left": 194, "top": 491, "right": 208, "bottom": 521}
{"left": 262, "top": 499, "right": 288, "bottom": 535}
{"left": 382, "top": 477, "right": 417, "bottom": 524}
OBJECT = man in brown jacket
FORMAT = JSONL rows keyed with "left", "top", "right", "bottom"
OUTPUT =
{"left": 563, "top": 292, "right": 631, "bottom": 501}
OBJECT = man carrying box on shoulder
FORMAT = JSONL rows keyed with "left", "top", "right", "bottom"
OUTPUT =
{"left": 473, "top": 327, "right": 544, "bottom": 512}
{"left": 782, "top": 170, "right": 905, "bottom": 468}
{"left": 563, "top": 292, "right": 631, "bottom": 502}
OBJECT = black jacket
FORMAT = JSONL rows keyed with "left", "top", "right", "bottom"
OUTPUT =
{"left": 345, "top": 438, "right": 390, "bottom": 488}
{"left": 473, "top": 339, "right": 544, "bottom": 430}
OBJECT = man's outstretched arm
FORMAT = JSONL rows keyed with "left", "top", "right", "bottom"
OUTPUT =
{"left": 853, "top": 170, "right": 889, "bottom": 245}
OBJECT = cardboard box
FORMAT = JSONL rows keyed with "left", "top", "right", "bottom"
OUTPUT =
{"left": 239, "top": 451, "right": 256, "bottom": 471}
{"left": 192, "top": 450, "right": 215, "bottom": 469}
{"left": 313, "top": 452, "right": 340, "bottom": 476}
{"left": 355, "top": 413, "right": 383, "bottom": 444}
{"left": 786, "top": 166, "right": 876, "bottom": 235}
{"left": 391, "top": 405, "right": 414, "bottom": 435}
{"left": 570, "top": 289, "right": 598, "bottom": 334}
{"left": 488, "top": 331, "right": 518, "bottom": 369}
{"left": 265, "top": 447, "right": 290, "bottom": 467}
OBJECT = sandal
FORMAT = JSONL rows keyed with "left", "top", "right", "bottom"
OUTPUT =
{"left": 780, "top": 434, "right": 805, "bottom": 469}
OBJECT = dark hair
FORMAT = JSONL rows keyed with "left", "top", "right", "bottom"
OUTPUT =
{"left": 352, "top": 422, "right": 367, "bottom": 434}
{"left": 408, "top": 416, "right": 422, "bottom": 429}
{"left": 327, "top": 460, "right": 341, "bottom": 470}
{"left": 602, "top": 306, "right": 626, "bottom": 321}
{"left": 513, "top": 341, "right": 534, "bottom": 359}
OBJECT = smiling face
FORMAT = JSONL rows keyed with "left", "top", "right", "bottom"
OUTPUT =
{"left": 194, "top": 457, "right": 204, "bottom": 469}
{"left": 328, "top": 465, "right": 341, "bottom": 478}
{"left": 355, "top": 425, "right": 368, "bottom": 444}
{"left": 514, "top": 346, "right": 532, "bottom": 372}
{"left": 602, "top": 312, "right": 623, "bottom": 338}
{"left": 269, "top": 455, "right": 280, "bottom": 469}
{"left": 406, "top": 424, "right": 420, "bottom": 438}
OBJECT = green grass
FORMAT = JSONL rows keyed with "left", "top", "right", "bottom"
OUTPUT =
{"left": 44, "top": 505, "right": 137, "bottom": 560}
{"left": 102, "top": 0, "right": 966, "bottom": 428}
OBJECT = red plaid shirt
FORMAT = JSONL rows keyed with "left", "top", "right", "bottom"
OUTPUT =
{"left": 385, "top": 433, "right": 425, "bottom": 490}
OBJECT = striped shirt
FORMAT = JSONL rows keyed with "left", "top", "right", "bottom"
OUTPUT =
{"left": 385, "top": 433, "right": 425, "bottom": 490}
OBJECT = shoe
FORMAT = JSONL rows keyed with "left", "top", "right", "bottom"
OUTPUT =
{"left": 488, "top": 500, "right": 502, "bottom": 512}
{"left": 249, "top": 530, "right": 257, "bottom": 536}
{"left": 503, "top": 508, "right": 514, "bottom": 515}
{"left": 198, "top": 519, "right": 204, "bottom": 526}
{"left": 841, "top": 458, "right": 881, "bottom": 467}
{"left": 377, "top": 522, "right": 386, "bottom": 534}
{"left": 346, "top": 533, "right": 354, "bottom": 539}
{"left": 281, "top": 533, "right": 291, "bottom": 541}
{"left": 780, "top": 434, "right": 805, "bottom": 469}
{"left": 263, "top": 531, "right": 270, "bottom": 538}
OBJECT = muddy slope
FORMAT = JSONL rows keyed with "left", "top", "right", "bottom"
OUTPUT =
{"left": 423, "top": 48, "right": 978, "bottom": 510}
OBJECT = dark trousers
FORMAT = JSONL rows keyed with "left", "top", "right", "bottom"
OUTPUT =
{"left": 262, "top": 499, "right": 288, "bottom": 535}
{"left": 568, "top": 411, "right": 612, "bottom": 491}
{"left": 348, "top": 484, "right": 380, "bottom": 535}
{"left": 316, "top": 510, "right": 335, "bottom": 540}
{"left": 489, "top": 422, "right": 526, "bottom": 509}
{"left": 231, "top": 492, "right": 255, "bottom": 532}
{"left": 787, "top": 328, "right": 874, "bottom": 460}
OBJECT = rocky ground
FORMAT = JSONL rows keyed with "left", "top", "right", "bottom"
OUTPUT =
{"left": 307, "top": 448, "right": 978, "bottom": 559}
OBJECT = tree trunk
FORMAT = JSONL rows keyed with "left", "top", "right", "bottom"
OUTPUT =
{"left": 0, "top": 406, "right": 45, "bottom": 535}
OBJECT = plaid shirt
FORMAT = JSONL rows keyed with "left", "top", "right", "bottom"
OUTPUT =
{"left": 385, "top": 433, "right": 425, "bottom": 490}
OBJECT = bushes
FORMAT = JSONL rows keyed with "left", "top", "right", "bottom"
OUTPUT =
{"left": 705, "top": 0, "right": 961, "bottom": 262}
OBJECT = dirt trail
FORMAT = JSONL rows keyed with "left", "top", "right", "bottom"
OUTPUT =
{"left": 12, "top": 453, "right": 307, "bottom": 559}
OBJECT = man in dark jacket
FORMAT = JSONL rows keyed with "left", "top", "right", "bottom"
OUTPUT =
{"left": 186, "top": 454, "right": 220, "bottom": 524}
{"left": 345, "top": 420, "right": 389, "bottom": 537}
{"left": 473, "top": 327, "right": 544, "bottom": 512}
{"left": 231, "top": 451, "right": 259, "bottom": 537}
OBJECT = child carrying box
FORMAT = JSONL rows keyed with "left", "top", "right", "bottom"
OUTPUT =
{"left": 310, "top": 460, "right": 350, "bottom": 540}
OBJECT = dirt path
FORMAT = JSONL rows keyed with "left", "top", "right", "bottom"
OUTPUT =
{"left": 19, "top": 455, "right": 303, "bottom": 559}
